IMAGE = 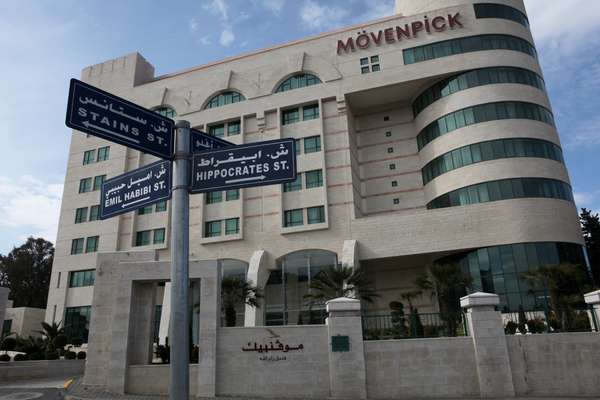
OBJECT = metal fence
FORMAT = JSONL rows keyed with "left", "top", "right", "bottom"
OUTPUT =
{"left": 502, "top": 305, "right": 598, "bottom": 334}
{"left": 362, "top": 312, "right": 468, "bottom": 340}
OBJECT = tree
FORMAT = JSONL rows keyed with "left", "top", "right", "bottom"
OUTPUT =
{"left": 415, "top": 263, "right": 472, "bottom": 336}
{"left": 580, "top": 208, "right": 600, "bottom": 285}
{"left": 221, "top": 277, "right": 262, "bottom": 327}
{"left": 36, "top": 321, "right": 65, "bottom": 352}
{"left": 0, "top": 237, "right": 54, "bottom": 308}
{"left": 304, "top": 265, "right": 379, "bottom": 305}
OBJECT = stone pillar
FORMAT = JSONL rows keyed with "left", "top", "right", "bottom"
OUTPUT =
{"left": 0, "top": 287, "right": 8, "bottom": 330}
{"left": 196, "top": 260, "right": 220, "bottom": 397}
{"left": 461, "top": 292, "right": 515, "bottom": 398}
{"left": 244, "top": 250, "right": 271, "bottom": 327}
{"left": 584, "top": 290, "right": 600, "bottom": 332}
{"left": 127, "top": 282, "right": 157, "bottom": 365}
{"left": 326, "top": 297, "right": 367, "bottom": 400}
{"left": 340, "top": 240, "right": 359, "bottom": 270}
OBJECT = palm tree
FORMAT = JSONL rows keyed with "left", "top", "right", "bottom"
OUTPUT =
{"left": 221, "top": 277, "right": 262, "bottom": 327}
{"left": 303, "top": 265, "right": 379, "bottom": 306}
{"left": 36, "top": 321, "right": 64, "bottom": 351}
{"left": 415, "top": 263, "right": 472, "bottom": 336}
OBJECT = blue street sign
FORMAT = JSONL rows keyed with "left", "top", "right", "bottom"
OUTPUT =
{"left": 65, "top": 78, "right": 174, "bottom": 160}
{"left": 191, "top": 138, "right": 296, "bottom": 193}
{"left": 190, "top": 128, "right": 234, "bottom": 153}
{"left": 100, "top": 160, "right": 171, "bottom": 219}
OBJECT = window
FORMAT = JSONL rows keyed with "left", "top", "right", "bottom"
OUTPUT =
{"left": 417, "top": 102, "right": 555, "bottom": 150}
{"left": 227, "top": 120, "right": 241, "bottom": 136}
{"left": 71, "top": 238, "right": 84, "bottom": 255}
{"left": 226, "top": 189, "right": 240, "bottom": 201}
{"left": 155, "top": 200, "right": 167, "bottom": 212}
{"left": 412, "top": 67, "right": 545, "bottom": 116}
{"left": 474, "top": 3, "right": 529, "bottom": 27}
{"left": 307, "top": 206, "right": 325, "bottom": 224}
{"left": 64, "top": 306, "right": 92, "bottom": 342}
{"left": 393, "top": 198, "right": 400, "bottom": 205}
{"left": 276, "top": 73, "right": 322, "bottom": 92}
{"left": 93, "top": 175, "right": 106, "bottom": 191}
{"left": 422, "top": 138, "right": 564, "bottom": 184}
{"left": 283, "top": 175, "right": 303, "bottom": 192}
{"left": 79, "top": 178, "right": 92, "bottom": 193}
{"left": 209, "top": 124, "right": 225, "bottom": 138}
{"left": 205, "top": 221, "right": 222, "bottom": 237}
{"left": 305, "top": 170, "right": 323, "bottom": 189}
{"left": 403, "top": 34, "right": 536, "bottom": 65}
{"left": 97, "top": 146, "right": 110, "bottom": 161}
{"left": 385, "top": 131, "right": 392, "bottom": 137}
{"left": 360, "top": 55, "right": 381, "bottom": 73}
{"left": 138, "top": 205, "right": 154, "bottom": 215}
{"left": 304, "top": 136, "right": 321, "bottom": 153}
{"left": 85, "top": 236, "right": 99, "bottom": 253}
{"left": 83, "top": 150, "right": 95, "bottom": 165}
{"left": 206, "top": 191, "right": 223, "bottom": 204}
{"left": 303, "top": 104, "right": 320, "bottom": 121}
{"left": 154, "top": 106, "right": 177, "bottom": 118}
{"left": 2, "top": 320, "right": 12, "bottom": 337}
{"left": 153, "top": 228, "right": 166, "bottom": 244}
{"left": 282, "top": 108, "right": 300, "bottom": 125}
{"left": 389, "top": 164, "right": 396, "bottom": 170}
{"left": 75, "top": 207, "right": 88, "bottom": 224}
{"left": 136, "top": 230, "right": 151, "bottom": 246}
{"left": 284, "top": 209, "right": 303, "bottom": 227}
{"left": 295, "top": 139, "right": 302, "bottom": 155}
{"left": 69, "top": 270, "right": 95, "bottom": 288}
{"left": 427, "top": 178, "right": 573, "bottom": 209}
{"left": 205, "top": 91, "right": 245, "bottom": 109}
{"left": 89, "top": 205, "right": 100, "bottom": 221}
{"left": 225, "top": 218, "right": 240, "bottom": 235}
{"left": 387, "top": 147, "right": 394, "bottom": 153}
{"left": 391, "top": 181, "right": 398, "bottom": 187}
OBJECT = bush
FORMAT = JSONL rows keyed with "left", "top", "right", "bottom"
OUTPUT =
{"left": 0, "top": 354, "right": 10, "bottom": 362}
{"left": 44, "top": 350, "right": 59, "bottom": 360}
{"left": 28, "top": 352, "right": 44, "bottom": 360}
{"left": 13, "top": 353, "right": 28, "bottom": 361}
{"left": 77, "top": 351, "right": 86, "bottom": 360}
{"left": 71, "top": 338, "right": 83, "bottom": 347}
{"left": 527, "top": 318, "right": 546, "bottom": 334}
{"left": 505, "top": 321, "right": 518, "bottom": 335}
{"left": 0, "top": 337, "right": 17, "bottom": 352}
{"left": 54, "top": 334, "right": 68, "bottom": 349}
{"left": 64, "top": 351, "right": 77, "bottom": 360}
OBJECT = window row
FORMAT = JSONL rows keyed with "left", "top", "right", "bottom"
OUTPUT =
{"left": 417, "top": 101, "right": 555, "bottom": 150}
{"left": 276, "top": 73, "right": 321, "bottom": 93}
{"left": 71, "top": 236, "right": 99, "bottom": 255}
{"left": 75, "top": 205, "right": 100, "bottom": 223}
{"left": 206, "top": 189, "right": 240, "bottom": 204}
{"left": 78, "top": 175, "right": 106, "bottom": 193}
{"left": 422, "top": 138, "right": 564, "bottom": 184}
{"left": 154, "top": 106, "right": 177, "bottom": 118}
{"left": 69, "top": 269, "right": 95, "bottom": 288}
{"left": 283, "top": 170, "right": 323, "bottom": 192}
{"left": 360, "top": 55, "right": 381, "bottom": 74}
{"left": 403, "top": 34, "right": 536, "bottom": 65}
{"left": 205, "top": 91, "right": 246, "bottom": 109}
{"left": 412, "top": 67, "right": 545, "bottom": 116}
{"left": 208, "top": 120, "right": 240, "bottom": 137}
{"left": 427, "top": 177, "right": 573, "bottom": 209}
{"left": 205, "top": 218, "right": 240, "bottom": 237}
{"left": 64, "top": 306, "right": 91, "bottom": 342}
{"left": 282, "top": 103, "right": 320, "bottom": 125}
{"left": 138, "top": 200, "right": 167, "bottom": 215}
{"left": 437, "top": 242, "right": 585, "bottom": 312}
{"left": 474, "top": 3, "right": 529, "bottom": 27}
{"left": 284, "top": 206, "right": 326, "bottom": 227}
{"left": 294, "top": 135, "right": 322, "bottom": 155}
{"left": 135, "top": 228, "right": 166, "bottom": 246}
{"left": 82, "top": 146, "right": 110, "bottom": 165}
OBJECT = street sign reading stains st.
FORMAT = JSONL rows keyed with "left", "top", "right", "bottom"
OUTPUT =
{"left": 191, "top": 138, "right": 296, "bottom": 193}
{"left": 65, "top": 78, "right": 174, "bottom": 160}
{"left": 190, "top": 128, "right": 234, "bottom": 153}
{"left": 100, "top": 160, "right": 171, "bottom": 219}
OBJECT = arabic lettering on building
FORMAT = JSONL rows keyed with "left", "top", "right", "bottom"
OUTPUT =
{"left": 241, "top": 340, "right": 304, "bottom": 354}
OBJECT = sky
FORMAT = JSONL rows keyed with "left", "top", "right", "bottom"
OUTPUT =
{"left": 0, "top": 0, "right": 599, "bottom": 254}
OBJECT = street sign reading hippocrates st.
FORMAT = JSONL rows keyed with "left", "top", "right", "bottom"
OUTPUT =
{"left": 100, "top": 160, "right": 171, "bottom": 219}
{"left": 191, "top": 138, "right": 296, "bottom": 193}
{"left": 190, "top": 128, "right": 233, "bottom": 153}
{"left": 65, "top": 78, "right": 174, "bottom": 160}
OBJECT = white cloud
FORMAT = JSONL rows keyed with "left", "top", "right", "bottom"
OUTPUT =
{"left": 261, "top": 0, "right": 286, "bottom": 14}
{"left": 300, "top": 0, "right": 352, "bottom": 31}
{"left": 199, "top": 35, "right": 212, "bottom": 45}
{"left": 361, "top": 0, "right": 394, "bottom": 22}
{"left": 220, "top": 27, "right": 235, "bottom": 47}
{"left": 563, "top": 115, "right": 600, "bottom": 150}
{"left": 202, "top": 0, "right": 229, "bottom": 21}
{"left": 0, "top": 175, "right": 62, "bottom": 246}
{"left": 574, "top": 190, "right": 600, "bottom": 212}
{"left": 189, "top": 18, "right": 199, "bottom": 32}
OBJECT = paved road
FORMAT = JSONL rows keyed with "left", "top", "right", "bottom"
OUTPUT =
{"left": 0, "top": 378, "right": 69, "bottom": 400}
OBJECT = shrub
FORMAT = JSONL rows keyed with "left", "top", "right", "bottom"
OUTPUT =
{"left": 0, "top": 354, "right": 10, "bottom": 362}
{"left": 527, "top": 318, "right": 546, "bottom": 334}
{"left": 28, "top": 352, "right": 44, "bottom": 360}
{"left": 71, "top": 338, "right": 84, "bottom": 347}
{"left": 64, "top": 351, "right": 77, "bottom": 360}
{"left": 77, "top": 351, "right": 86, "bottom": 360}
{"left": 13, "top": 353, "right": 28, "bottom": 361}
{"left": 505, "top": 321, "right": 518, "bottom": 335}
{"left": 54, "top": 334, "right": 68, "bottom": 349}
{"left": 44, "top": 350, "right": 59, "bottom": 360}
{"left": 0, "top": 337, "right": 17, "bottom": 352}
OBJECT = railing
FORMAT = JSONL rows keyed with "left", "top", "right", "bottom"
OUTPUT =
{"left": 502, "top": 306, "right": 598, "bottom": 334}
{"left": 362, "top": 312, "right": 468, "bottom": 340}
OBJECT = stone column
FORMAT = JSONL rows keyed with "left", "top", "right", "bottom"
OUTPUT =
{"left": 460, "top": 292, "right": 515, "bottom": 398}
{"left": 127, "top": 282, "right": 157, "bottom": 365}
{"left": 584, "top": 290, "right": 600, "bottom": 331}
{"left": 244, "top": 250, "right": 271, "bottom": 327}
{"left": 326, "top": 297, "right": 367, "bottom": 400}
{"left": 0, "top": 287, "right": 8, "bottom": 330}
{"left": 196, "top": 260, "right": 220, "bottom": 397}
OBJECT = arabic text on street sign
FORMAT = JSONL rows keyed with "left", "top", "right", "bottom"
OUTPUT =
{"left": 100, "top": 161, "right": 171, "bottom": 219}
{"left": 191, "top": 128, "right": 234, "bottom": 153}
{"left": 191, "top": 138, "right": 296, "bottom": 193}
{"left": 65, "top": 78, "right": 174, "bottom": 160}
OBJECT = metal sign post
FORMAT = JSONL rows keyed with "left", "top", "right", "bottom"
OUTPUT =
{"left": 170, "top": 120, "right": 191, "bottom": 400}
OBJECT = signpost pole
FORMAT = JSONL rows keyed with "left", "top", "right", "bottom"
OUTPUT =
{"left": 169, "top": 120, "right": 191, "bottom": 400}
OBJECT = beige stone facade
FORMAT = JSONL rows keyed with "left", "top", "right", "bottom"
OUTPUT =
{"left": 46, "top": 0, "right": 583, "bottom": 339}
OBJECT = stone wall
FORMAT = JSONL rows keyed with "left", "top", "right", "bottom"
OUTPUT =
{"left": 0, "top": 360, "right": 84, "bottom": 382}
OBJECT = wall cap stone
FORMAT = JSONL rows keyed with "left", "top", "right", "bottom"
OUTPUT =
{"left": 326, "top": 297, "right": 361, "bottom": 312}
{"left": 460, "top": 292, "right": 499, "bottom": 308}
{"left": 584, "top": 290, "right": 600, "bottom": 305}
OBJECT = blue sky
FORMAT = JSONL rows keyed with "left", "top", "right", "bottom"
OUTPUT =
{"left": 0, "top": 0, "right": 599, "bottom": 254}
